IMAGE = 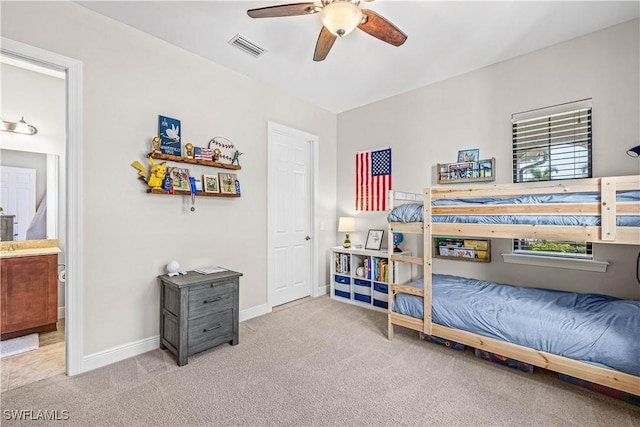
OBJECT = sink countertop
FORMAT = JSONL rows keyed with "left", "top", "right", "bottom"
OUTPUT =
{"left": 0, "top": 239, "right": 61, "bottom": 259}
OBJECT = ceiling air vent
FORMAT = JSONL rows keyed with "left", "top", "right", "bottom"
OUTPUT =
{"left": 228, "top": 34, "right": 266, "bottom": 58}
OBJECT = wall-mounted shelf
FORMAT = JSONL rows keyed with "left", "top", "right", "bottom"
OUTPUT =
{"left": 433, "top": 237, "right": 491, "bottom": 263}
{"left": 146, "top": 188, "right": 240, "bottom": 198}
{"left": 148, "top": 152, "right": 241, "bottom": 171}
{"left": 437, "top": 157, "right": 495, "bottom": 184}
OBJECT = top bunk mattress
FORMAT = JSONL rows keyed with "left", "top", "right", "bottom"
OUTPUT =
{"left": 387, "top": 190, "right": 640, "bottom": 226}
{"left": 394, "top": 274, "right": 640, "bottom": 376}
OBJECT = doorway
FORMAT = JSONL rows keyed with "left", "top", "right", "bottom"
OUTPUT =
{"left": 1, "top": 37, "right": 83, "bottom": 377}
{"left": 267, "top": 122, "right": 319, "bottom": 308}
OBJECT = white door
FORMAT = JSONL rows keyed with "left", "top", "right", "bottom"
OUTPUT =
{"left": 268, "top": 122, "right": 316, "bottom": 307}
{"left": 0, "top": 166, "right": 37, "bottom": 241}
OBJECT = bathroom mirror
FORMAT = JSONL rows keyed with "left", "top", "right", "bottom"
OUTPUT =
{"left": 0, "top": 149, "right": 59, "bottom": 241}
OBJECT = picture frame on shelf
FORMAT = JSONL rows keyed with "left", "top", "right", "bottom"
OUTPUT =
{"left": 478, "top": 159, "right": 493, "bottom": 177}
{"left": 170, "top": 167, "right": 190, "bottom": 192}
{"left": 219, "top": 172, "right": 237, "bottom": 194}
{"left": 457, "top": 148, "right": 479, "bottom": 163}
{"left": 365, "top": 229, "right": 384, "bottom": 251}
{"left": 203, "top": 174, "right": 220, "bottom": 193}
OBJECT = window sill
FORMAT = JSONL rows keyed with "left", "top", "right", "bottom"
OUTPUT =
{"left": 501, "top": 253, "right": 609, "bottom": 272}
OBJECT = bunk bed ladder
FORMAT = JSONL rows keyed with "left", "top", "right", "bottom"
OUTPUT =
{"left": 423, "top": 187, "right": 433, "bottom": 336}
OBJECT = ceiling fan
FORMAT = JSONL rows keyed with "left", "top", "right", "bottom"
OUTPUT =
{"left": 247, "top": 0, "right": 407, "bottom": 61}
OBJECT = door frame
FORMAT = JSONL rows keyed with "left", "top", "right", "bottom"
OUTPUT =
{"left": 267, "top": 121, "right": 319, "bottom": 310}
{"left": 1, "top": 37, "right": 84, "bottom": 376}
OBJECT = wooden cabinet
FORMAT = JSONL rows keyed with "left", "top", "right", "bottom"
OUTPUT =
{"left": 437, "top": 157, "right": 495, "bottom": 184}
{"left": 159, "top": 269, "right": 242, "bottom": 366}
{"left": 1, "top": 254, "right": 58, "bottom": 340}
{"left": 1, "top": 215, "right": 16, "bottom": 241}
{"left": 330, "top": 247, "right": 411, "bottom": 311}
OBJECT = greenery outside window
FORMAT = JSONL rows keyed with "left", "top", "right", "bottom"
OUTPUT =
{"left": 512, "top": 99, "right": 593, "bottom": 259}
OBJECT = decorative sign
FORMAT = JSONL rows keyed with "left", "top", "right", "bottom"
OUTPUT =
{"left": 158, "top": 115, "right": 181, "bottom": 156}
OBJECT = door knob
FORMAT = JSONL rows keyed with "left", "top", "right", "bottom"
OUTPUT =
{"left": 305, "top": 236, "right": 311, "bottom": 240}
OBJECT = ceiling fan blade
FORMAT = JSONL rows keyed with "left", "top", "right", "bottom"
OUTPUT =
{"left": 313, "top": 27, "right": 337, "bottom": 62}
{"left": 247, "top": 3, "right": 320, "bottom": 18}
{"left": 358, "top": 9, "right": 407, "bottom": 47}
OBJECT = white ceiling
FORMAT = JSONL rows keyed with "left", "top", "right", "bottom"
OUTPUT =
{"left": 76, "top": 1, "right": 639, "bottom": 113}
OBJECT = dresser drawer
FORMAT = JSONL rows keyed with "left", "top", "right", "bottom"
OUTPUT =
{"left": 188, "top": 281, "right": 234, "bottom": 319}
{"left": 188, "top": 309, "right": 233, "bottom": 355}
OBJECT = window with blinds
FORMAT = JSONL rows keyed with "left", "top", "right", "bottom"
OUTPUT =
{"left": 512, "top": 99, "right": 593, "bottom": 259}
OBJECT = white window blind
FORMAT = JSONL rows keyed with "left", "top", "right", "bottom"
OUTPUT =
{"left": 512, "top": 99, "right": 593, "bottom": 259}
{"left": 512, "top": 99, "right": 592, "bottom": 183}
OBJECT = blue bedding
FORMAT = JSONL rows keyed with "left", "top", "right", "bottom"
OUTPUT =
{"left": 387, "top": 190, "right": 640, "bottom": 226}
{"left": 394, "top": 274, "right": 640, "bottom": 376}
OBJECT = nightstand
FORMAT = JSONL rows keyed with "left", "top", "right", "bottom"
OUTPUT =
{"left": 159, "top": 269, "right": 242, "bottom": 366}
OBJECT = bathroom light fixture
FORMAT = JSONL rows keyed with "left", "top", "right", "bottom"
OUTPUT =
{"left": 626, "top": 145, "right": 640, "bottom": 157}
{"left": 321, "top": 1, "right": 363, "bottom": 37}
{"left": 338, "top": 216, "right": 356, "bottom": 248}
{"left": 0, "top": 117, "right": 38, "bottom": 135}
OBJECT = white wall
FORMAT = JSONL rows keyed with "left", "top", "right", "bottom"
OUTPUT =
{"left": 337, "top": 19, "right": 640, "bottom": 299}
{"left": 2, "top": 1, "right": 337, "bottom": 359}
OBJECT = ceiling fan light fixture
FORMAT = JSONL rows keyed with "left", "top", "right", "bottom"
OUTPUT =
{"left": 322, "top": 1, "right": 363, "bottom": 37}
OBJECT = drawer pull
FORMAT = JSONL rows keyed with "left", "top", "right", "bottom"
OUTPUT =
{"left": 203, "top": 324, "right": 222, "bottom": 333}
{"left": 203, "top": 297, "right": 222, "bottom": 304}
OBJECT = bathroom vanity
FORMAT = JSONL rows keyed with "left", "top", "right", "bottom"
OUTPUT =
{"left": 0, "top": 240, "right": 61, "bottom": 340}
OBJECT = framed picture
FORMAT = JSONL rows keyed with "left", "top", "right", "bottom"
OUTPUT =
{"left": 203, "top": 174, "right": 219, "bottom": 193}
{"left": 170, "top": 167, "right": 190, "bottom": 192}
{"left": 219, "top": 172, "right": 237, "bottom": 194}
{"left": 457, "top": 149, "right": 479, "bottom": 163}
{"left": 365, "top": 229, "right": 384, "bottom": 251}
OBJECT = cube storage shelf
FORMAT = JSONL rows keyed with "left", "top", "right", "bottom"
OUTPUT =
{"left": 330, "top": 246, "right": 411, "bottom": 311}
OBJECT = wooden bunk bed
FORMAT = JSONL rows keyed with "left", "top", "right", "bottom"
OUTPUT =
{"left": 385, "top": 175, "right": 640, "bottom": 396}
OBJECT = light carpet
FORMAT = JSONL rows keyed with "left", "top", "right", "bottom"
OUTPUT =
{"left": 0, "top": 334, "right": 38, "bottom": 359}
{"left": 1, "top": 296, "right": 639, "bottom": 426}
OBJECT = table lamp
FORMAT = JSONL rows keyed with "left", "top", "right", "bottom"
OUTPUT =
{"left": 338, "top": 217, "right": 355, "bottom": 248}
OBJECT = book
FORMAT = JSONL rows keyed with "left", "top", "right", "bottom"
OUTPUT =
{"left": 194, "top": 266, "right": 227, "bottom": 274}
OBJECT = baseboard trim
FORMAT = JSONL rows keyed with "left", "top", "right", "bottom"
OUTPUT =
{"left": 81, "top": 335, "right": 160, "bottom": 373}
{"left": 317, "top": 284, "right": 328, "bottom": 296}
{"left": 58, "top": 306, "right": 65, "bottom": 319}
{"left": 240, "top": 304, "right": 270, "bottom": 322}
{"left": 76, "top": 303, "right": 270, "bottom": 374}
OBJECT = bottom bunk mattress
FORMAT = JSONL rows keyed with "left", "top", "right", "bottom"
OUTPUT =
{"left": 394, "top": 274, "right": 640, "bottom": 376}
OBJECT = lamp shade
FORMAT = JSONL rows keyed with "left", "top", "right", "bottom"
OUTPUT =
{"left": 627, "top": 145, "right": 640, "bottom": 157}
{"left": 338, "top": 216, "right": 355, "bottom": 232}
{"left": 322, "top": 1, "right": 363, "bottom": 37}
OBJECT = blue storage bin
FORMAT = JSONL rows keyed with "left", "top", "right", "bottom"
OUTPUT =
{"left": 354, "top": 279, "right": 371, "bottom": 304}
{"left": 334, "top": 280, "right": 351, "bottom": 299}
{"left": 334, "top": 289, "right": 350, "bottom": 299}
{"left": 373, "top": 283, "right": 388, "bottom": 309}
{"left": 335, "top": 275, "right": 350, "bottom": 284}
{"left": 354, "top": 293, "right": 371, "bottom": 303}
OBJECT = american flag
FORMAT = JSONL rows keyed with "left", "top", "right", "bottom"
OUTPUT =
{"left": 356, "top": 148, "right": 392, "bottom": 211}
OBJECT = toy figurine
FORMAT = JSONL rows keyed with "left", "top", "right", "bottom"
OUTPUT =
{"left": 131, "top": 157, "right": 167, "bottom": 189}
{"left": 231, "top": 150, "right": 244, "bottom": 166}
